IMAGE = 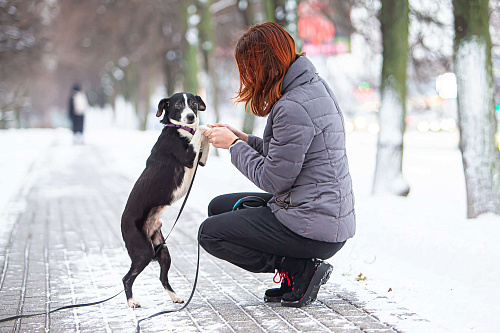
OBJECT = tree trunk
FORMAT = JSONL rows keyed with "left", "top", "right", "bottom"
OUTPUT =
{"left": 372, "top": 0, "right": 410, "bottom": 196}
{"left": 15, "top": 106, "right": 22, "bottom": 129}
{"left": 127, "top": 62, "right": 139, "bottom": 128}
{"left": 0, "top": 110, "right": 6, "bottom": 130}
{"left": 453, "top": 0, "right": 500, "bottom": 218}
{"left": 199, "top": 0, "right": 220, "bottom": 156}
{"left": 264, "top": 0, "right": 287, "bottom": 26}
{"left": 140, "top": 63, "right": 156, "bottom": 131}
{"left": 242, "top": 105, "right": 255, "bottom": 134}
{"left": 198, "top": 0, "right": 219, "bottom": 122}
{"left": 238, "top": 0, "right": 256, "bottom": 135}
{"left": 181, "top": 0, "right": 199, "bottom": 94}
{"left": 264, "top": 0, "right": 275, "bottom": 23}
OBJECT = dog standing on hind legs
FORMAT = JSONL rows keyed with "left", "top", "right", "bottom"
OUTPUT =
{"left": 121, "top": 92, "right": 210, "bottom": 308}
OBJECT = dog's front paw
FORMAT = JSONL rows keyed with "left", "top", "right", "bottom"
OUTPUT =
{"left": 199, "top": 136, "right": 209, "bottom": 166}
{"left": 127, "top": 298, "right": 141, "bottom": 308}
{"left": 198, "top": 125, "right": 210, "bottom": 134}
{"left": 199, "top": 152, "right": 208, "bottom": 166}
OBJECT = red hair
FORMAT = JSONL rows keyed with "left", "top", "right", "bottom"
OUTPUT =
{"left": 234, "top": 22, "right": 303, "bottom": 117}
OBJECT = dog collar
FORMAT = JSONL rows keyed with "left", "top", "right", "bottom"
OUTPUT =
{"left": 165, "top": 123, "right": 196, "bottom": 135}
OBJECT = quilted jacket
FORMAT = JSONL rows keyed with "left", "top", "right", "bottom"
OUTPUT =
{"left": 230, "top": 56, "right": 355, "bottom": 243}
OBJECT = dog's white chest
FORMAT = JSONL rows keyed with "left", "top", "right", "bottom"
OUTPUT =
{"left": 171, "top": 155, "right": 199, "bottom": 203}
{"left": 170, "top": 124, "right": 208, "bottom": 204}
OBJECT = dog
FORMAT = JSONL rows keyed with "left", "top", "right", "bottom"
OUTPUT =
{"left": 121, "top": 92, "right": 210, "bottom": 308}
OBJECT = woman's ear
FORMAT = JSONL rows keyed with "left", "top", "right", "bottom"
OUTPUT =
{"left": 157, "top": 98, "right": 169, "bottom": 117}
{"left": 195, "top": 95, "right": 206, "bottom": 111}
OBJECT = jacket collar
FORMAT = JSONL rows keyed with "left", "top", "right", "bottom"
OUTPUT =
{"left": 280, "top": 56, "right": 317, "bottom": 95}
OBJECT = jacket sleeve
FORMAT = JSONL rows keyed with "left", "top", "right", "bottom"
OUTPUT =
{"left": 231, "top": 101, "right": 315, "bottom": 194}
{"left": 247, "top": 134, "right": 263, "bottom": 155}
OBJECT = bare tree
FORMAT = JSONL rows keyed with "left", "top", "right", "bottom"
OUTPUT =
{"left": 372, "top": 0, "right": 411, "bottom": 196}
{"left": 408, "top": 0, "right": 454, "bottom": 82}
{"left": 453, "top": 0, "right": 500, "bottom": 218}
{"left": 199, "top": 0, "right": 221, "bottom": 125}
{"left": 0, "top": 0, "right": 54, "bottom": 128}
{"left": 181, "top": 0, "right": 200, "bottom": 94}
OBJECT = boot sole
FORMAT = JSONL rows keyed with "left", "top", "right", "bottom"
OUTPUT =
{"left": 264, "top": 295, "right": 282, "bottom": 303}
{"left": 281, "top": 262, "right": 333, "bottom": 308}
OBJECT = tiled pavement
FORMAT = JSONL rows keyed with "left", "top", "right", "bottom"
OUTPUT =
{"left": 0, "top": 141, "right": 429, "bottom": 333}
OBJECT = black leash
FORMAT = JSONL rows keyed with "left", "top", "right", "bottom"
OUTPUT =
{"left": 0, "top": 148, "right": 204, "bottom": 330}
{"left": 0, "top": 289, "right": 124, "bottom": 323}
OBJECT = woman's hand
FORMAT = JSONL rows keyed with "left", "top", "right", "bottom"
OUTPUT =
{"left": 212, "top": 123, "right": 248, "bottom": 143}
{"left": 204, "top": 126, "right": 239, "bottom": 149}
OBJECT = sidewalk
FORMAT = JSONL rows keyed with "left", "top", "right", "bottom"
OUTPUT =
{"left": 0, "top": 133, "right": 433, "bottom": 333}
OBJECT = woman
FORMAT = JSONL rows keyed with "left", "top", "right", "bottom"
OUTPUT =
{"left": 201, "top": 22, "right": 355, "bottom": 307}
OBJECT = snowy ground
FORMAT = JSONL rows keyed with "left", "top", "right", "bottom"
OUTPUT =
{"left": 0, "top": 128, "right": 59, "bottom": 251}
{"left": 1, "top": 126, "right": 499, "bottom": 332}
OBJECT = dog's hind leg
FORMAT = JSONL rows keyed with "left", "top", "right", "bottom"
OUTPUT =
{"left": 123, "top": 229, "right": 154, "bottom": 308}
{"left": 152, "top": 231, "right": 184, "bottom": 303}
{"left": 123, "top": 260, "right": 150, "bottom": 308}
{"left": 158, "top": 245, "right": 184, "bottom": 303}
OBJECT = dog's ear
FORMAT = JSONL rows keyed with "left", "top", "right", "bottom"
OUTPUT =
{"left": 157, "top": 98, "right": 169, "bottom": 117}
{"left": 195, "top": 95, "right": 206, "bottom": 111}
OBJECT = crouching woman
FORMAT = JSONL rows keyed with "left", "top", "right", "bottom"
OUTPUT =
{"left": 200, "top": 22, "right": 356, "bottom": 307}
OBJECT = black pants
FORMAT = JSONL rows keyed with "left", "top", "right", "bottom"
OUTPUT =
{"left": 199, "top": 192, "right": 346, "bottom": 274}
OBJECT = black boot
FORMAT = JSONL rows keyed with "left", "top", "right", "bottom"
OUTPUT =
{"left": 264, "top": 270, "right": 293, "bottom": 302}
{"left": 281, "top": 258, "right": 333, "bottom": 307}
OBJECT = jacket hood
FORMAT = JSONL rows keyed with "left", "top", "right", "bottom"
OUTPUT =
{"left": 281, "top": 56, "right": 317, "bottom": 95}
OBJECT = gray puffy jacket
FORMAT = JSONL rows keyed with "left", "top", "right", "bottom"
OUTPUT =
{"left": 231, "top": 56, "right": 355, "bottom": 243}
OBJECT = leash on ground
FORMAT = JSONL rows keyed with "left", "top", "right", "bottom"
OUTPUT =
{"left": 0, "top": 149, "right": 203, "bottom": 329}
{"left": 0, "top": 289, "right": 124, "bottom": 323}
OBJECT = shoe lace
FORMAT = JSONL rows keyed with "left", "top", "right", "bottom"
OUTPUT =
{"left": 273, "top": 270, "right": 291, "bottom": 287}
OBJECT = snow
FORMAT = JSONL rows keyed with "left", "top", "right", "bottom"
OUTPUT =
{"left": 0, "top": 129, "right": 57, "bottom": 247}
{"left": 339, "top": 131, "right": 500, "bottom": 332}
{"left": 1, "top": 127, "right": 500, "bottom": 332}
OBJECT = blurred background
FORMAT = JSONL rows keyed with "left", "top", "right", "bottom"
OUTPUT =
{"left": 2, "top": 1, "right": 500, "bottom": 331}
{"left": 1, "top": 0, "right": 497, "bottom": 134}
{"left": 3, "top": 0, "right": 500, "bottom": 206}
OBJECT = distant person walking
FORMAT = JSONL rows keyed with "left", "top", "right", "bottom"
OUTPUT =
{"left": 68, "top": 83, "right": 89, "bottom": 144}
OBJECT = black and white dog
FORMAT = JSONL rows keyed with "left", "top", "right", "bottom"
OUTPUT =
{"left": 121, "top": 92, "right": 210, "bottom": 308}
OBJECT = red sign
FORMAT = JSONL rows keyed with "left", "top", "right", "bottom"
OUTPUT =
{"left": 297, "top": 0, "right": 350, "bottom": 55}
